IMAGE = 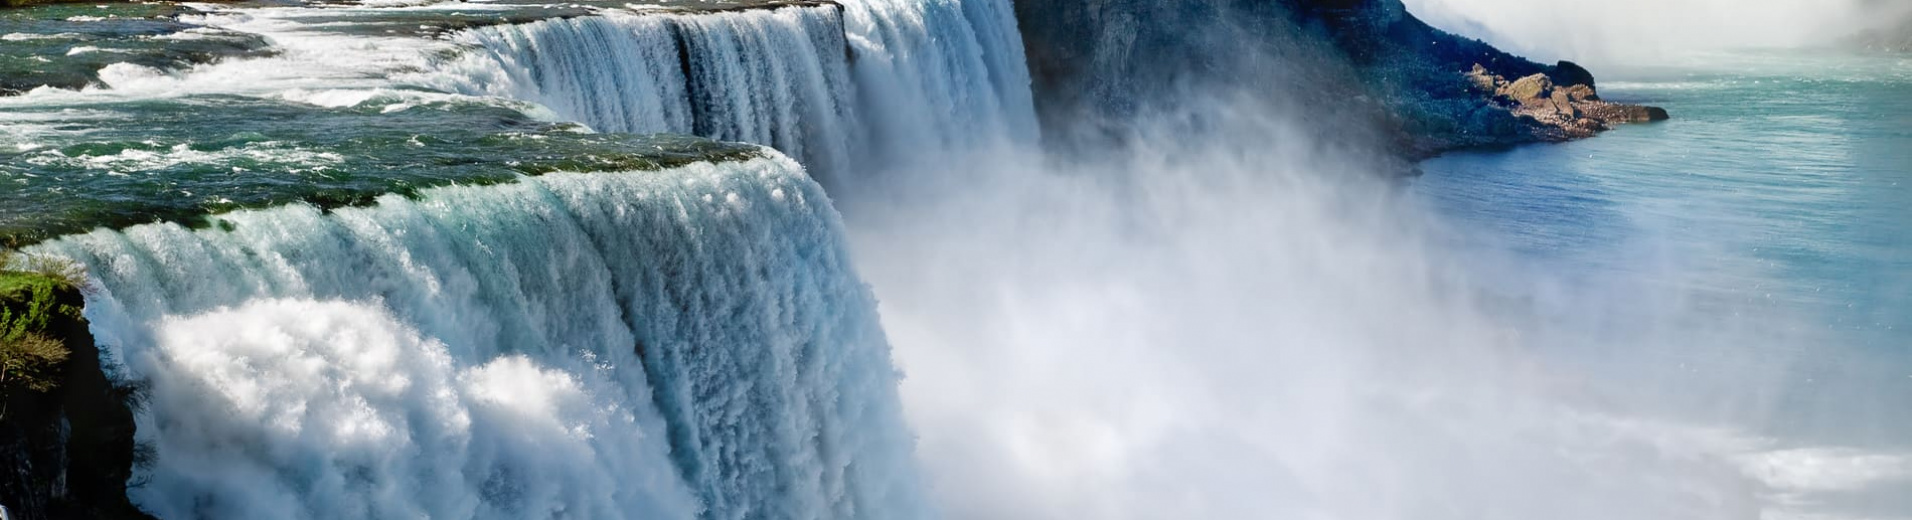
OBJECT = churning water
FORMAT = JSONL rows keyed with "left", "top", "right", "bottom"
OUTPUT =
{"left": 1, "top": 1, "right": 1906, "bottom": 519}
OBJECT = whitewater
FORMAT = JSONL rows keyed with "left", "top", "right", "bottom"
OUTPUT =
{"left": 3, "top": 0, "right": 1905, "bottom": 519}
{"left": 11, "top": 0, "right": 1026, "bottom": 517}
{"left": 421, "top": 0, "right": 1036, "bottom": 183}
{"left": 34, "top": 155, "right": 928, "bottom": 519}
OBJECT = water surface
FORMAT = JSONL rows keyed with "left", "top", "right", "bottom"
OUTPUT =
{"left": 1416, "top": 49, "right": 1912, "bottom": 517}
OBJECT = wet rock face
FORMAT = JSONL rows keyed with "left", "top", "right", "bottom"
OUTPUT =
{"left": 1466, "top": 63, "right": 1669, "bottom": 141}
{"left": 0, "top": 278, "right": 148, "bottom": 520}
{"left": 1007, "top": 0, "right": 1410, "bottom": 169}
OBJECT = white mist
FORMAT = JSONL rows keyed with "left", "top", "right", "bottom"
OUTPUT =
{"left": 838, "top": 13, "right": 1840, "bottom": 518}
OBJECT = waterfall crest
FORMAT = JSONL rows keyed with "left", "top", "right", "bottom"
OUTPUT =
{"left": 34, "top": 155, "right": 927, "bottom": 520}
{"left": 434, "top": 9, "right": 859, "bottom": 180}
{"left": 424, "top": 0, "right": 1037, "bottom": 182}
{"left": 13, "top": 0, "right": 1044, "bottom": 517}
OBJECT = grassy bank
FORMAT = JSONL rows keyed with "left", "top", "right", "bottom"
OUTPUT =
{"left": 0, "top": 250, "right": 85, "bottom": 413}
{"left": 0, "top": 250, "right": 151, "bottom": 520}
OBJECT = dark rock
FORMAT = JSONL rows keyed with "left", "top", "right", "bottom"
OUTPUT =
{"left": 1009, "top": 0, "right": 1672, "bottom": 161}
{"left": 1560, "top": 83, "right": 1598, "bottom": 102}
{"left": 1580, "top": 102, "right": 1670, "bottom": 123}
{"left": 1500, "top": 73, "right": 1552, "bottom": 102}
{"left": 1297, "top": 0, "right": 1670, "bottom": 152}
{"left": 1465, "top": 64, "right": 1503, "bottom": 91}
{"left": 1466, "top": 62, "right": 1666, "bottom": 142}
{"left": 1006, "top": 0, "right": 1416, "bottom": 174}
{"left": 1550, "top": 60, "right": 1596, "bottom": 90}
{"left": 0, "top": 275, "right": 149, "bottom": 520}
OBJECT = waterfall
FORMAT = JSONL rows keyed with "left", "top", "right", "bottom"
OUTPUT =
{"left": 835, "top": 0, "right": 1038, "bottom": 166}
{"left": 423, "top": 0, "right": 1037, "bottom": 183}
{"left": 32, "top": 154, "right": 927, "bottom": 520}
{"left": 433, "top": 9, "right": 859, "bottom": 181}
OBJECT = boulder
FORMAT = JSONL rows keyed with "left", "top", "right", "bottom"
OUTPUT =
{"left": 1550, "top": 60, "right": 1597, "bottom": 90}
{"left": 1498, "top": 73, "right": 1552, "bottom": 102}
{"left": 1465, "top": 64, "right": 1502, "bottom": 91}
{"left": 1464, "top": 62, "right": 1665, "bottom": 144}
{"left": 0, "top": 271, "right": 149, "bottom": 520}
{"left": 1009, "top": 0, "right": 1674, "bottom": 158}
{"left": 1579, "top": 102, "right": 1671, "bottom": 123}
{"left": 1543, "top": 90, "right": 1579, "bottom": 118}
{"left": 1559, "top": 84, "right": 1599, "bottom": 102}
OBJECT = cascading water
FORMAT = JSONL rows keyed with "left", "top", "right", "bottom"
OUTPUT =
{"left": 832, "top": 0, "right": 1037, "bottom": 167}
{"left": 31, "top": 155, "right": 927, "bottom": 520}
{"left": 424, "top": 0, "right": 1037, "bottom": 182}
{"left": 4, "top": 0, "right": 1037, "bottom": 516}
{"left": 11, "top": 0, "right": 1889, "bottom": 517}
{"left": 434, "top": 8, "right": 859, "bottom": 180}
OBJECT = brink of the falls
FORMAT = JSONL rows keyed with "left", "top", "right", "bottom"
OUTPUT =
{"left": 34, "top": 154, "right": 929, "bottom": 520}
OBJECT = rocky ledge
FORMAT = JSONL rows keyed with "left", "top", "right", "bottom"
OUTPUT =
{"left": 0, "top": 259, "right": 147, "bottom": 520}
{"left": 1465, "top": 63, "right": 1668, "bottom": 142}
{"left": 1303, "top": 0, "right": 1670, "bottom": 156}
{"left": 1010, "top": 0, "right": 1673, "bottom": 162}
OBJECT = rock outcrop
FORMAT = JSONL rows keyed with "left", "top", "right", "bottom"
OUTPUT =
{"left": 1009, "top": 0, "right": 1671, "bottom": 160}
{"left": 0, "top": 270, "right": 149, "bottom": 520}
{"left": 1465, "top": 64, "right": 1668, "bottom": 141}
{"left": 1278, "top": 0, "right": 1670, "bottom": 155}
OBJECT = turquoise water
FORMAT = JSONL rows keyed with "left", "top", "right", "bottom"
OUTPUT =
{"left": 2, "top": 2, "right": 1909, "bottom": 516}
{"left": 0, "top": 93, "right": 759, "bottom": 243}
{"left": 1415, "top": 50, "right": 1912, "bottom": 447}
{"left": 0, "top": 3, "right": 267, "bottom": 94}
{"left": 0, "top": 3, "right": 763, "bottom": 244}
{"left": 1, "top": 2, "right": 1010, "bottom": 517}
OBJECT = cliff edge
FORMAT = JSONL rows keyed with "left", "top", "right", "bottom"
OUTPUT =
{"left": 1309, "top": 0, "right": 1666, "bottom": 154}
{"left": 0, "top": 258, "right": 148, "bottom": 520}
{"left": 1011, "top": 0, "right": 1669, "bottom": 160}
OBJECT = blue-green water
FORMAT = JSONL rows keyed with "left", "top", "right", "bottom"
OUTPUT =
{"left": 0, "top": 3, "right": 267, "bottom": 94}
{"left": 0, "top": 3, "right": 764, "bottom": 244}
{"left": 2, "top": 2, "right": 1909, "bottom": 517}
{"left": 1416, "top": 50, "right": 1912, "bottom": 447}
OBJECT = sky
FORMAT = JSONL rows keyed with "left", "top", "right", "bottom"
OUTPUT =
{"left": 1401, "top": 0, "right": 1912, "bottom": 66}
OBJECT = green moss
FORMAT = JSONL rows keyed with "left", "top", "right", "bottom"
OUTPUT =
{"left": 0, "top": 250, "right": 82, "bottom": 407}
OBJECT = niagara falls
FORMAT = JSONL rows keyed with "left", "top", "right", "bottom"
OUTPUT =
{"left": 0, "top": 0, "right": 1907, "bottom": 519}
